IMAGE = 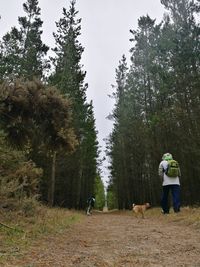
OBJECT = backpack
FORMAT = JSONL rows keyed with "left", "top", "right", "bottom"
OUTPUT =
{"left": 165, "top": 159, "right": 180, "bottom": 177}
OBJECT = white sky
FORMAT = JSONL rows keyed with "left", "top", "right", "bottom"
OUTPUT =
{"left": 0, "top": 0, "right": 165, "bottom": 185}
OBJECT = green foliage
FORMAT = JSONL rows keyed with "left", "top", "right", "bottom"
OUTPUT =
{"left": 107, "top": 190, "right": 118, "bottom": 210}
{"left": 50, "top": 0, "right": 86, "bottom": 98}
{"left": 0, "top": 80, "right": 77, "bottom": 151}
{"left": 108, "top": 0, "right": 200, "bottom": 207}
{"left": 0, "top": 0, "right": 99, "bottom": 210}
{"left": 21, "top": 197, "right": 40, "bottom": 216}
{"left": 49, "top": 0, "right": 99, "bottom": 209}
{"left": 0, "top": 133, "right": 42, "bottom": 203}
{"left": 0, "top": 0, "right": 49, "bottom": 81}
{"left": 94, "top": 175, "right": 105, "bottom": 210}
{"left": 0, "top": 79, "right": 77, "bottom": 206}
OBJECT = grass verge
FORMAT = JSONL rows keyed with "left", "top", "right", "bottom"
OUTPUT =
{"left": 0, "top": 204, "right": 84, "bottom": 264}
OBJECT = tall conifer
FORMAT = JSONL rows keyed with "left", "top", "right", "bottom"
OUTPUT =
{"left": 50, "top": 0, "right": 98, "bottom": 208}
{"left": 0, "top": 0, "right": 49, "bottom": 81}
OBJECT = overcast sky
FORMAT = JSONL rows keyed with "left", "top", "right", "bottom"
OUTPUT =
{"left": 0, "top": 0, "right": 165, "bottom": 184}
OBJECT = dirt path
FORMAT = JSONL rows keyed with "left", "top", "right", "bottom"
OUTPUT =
{"left": 4, "top": 211, "right": 200, "bottom": 267}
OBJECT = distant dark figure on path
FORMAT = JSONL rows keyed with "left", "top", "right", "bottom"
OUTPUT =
{"left": 86, "top": 196, "right": 95, "bottom": 215}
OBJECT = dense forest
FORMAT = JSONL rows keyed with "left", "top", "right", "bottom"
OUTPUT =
{"left": 0, "top": 0, "right": 200, "bottom": 212}
{"left": 0, "top": 0, "right": 105, "bottom": 210}
{"left": 107, "top": 0, "right": 200, "bottom": 209}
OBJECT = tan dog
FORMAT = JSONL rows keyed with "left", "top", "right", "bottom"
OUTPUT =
{"left": 132, "top": 203, "right": 150, "bottom": 218}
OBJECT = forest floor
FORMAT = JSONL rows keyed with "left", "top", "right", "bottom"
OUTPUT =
{"left": 2, "top": 207, "right": 200, "bottom": 267}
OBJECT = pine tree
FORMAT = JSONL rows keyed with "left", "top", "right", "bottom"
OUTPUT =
{"left": 108, "top": 0, "right": 200, "bottom": 207}
{"left": 107, "top": 55, "right": 131, "bottom": 209}
{"left": 0, "top": 0, "right": 49, "bottom": 81}
{"left": 159, "top": 0, "right": 200, "bottom": 204}
{"left": 50, "top": 0, "right": 98, "bottom": 208}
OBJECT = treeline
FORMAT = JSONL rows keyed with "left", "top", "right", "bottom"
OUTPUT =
{"left": 107, "top": 0, "right": 200, "bottom": 209}
{"left": 0, "top": 0, "right": 105, "bottom": 210}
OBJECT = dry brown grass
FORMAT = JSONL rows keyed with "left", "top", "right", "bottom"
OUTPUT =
{"left": 0, "top": 203, "right": 84, "bottom": 263}
{"left": 97, "top": 206, "right": 200, "bottom": 229}
{"left": 131, "top": 205, "right": 200, "bottom": 228}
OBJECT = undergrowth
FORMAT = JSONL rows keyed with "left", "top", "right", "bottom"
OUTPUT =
{"left": 0, "top": 203, "right": 84, "bottom": 263}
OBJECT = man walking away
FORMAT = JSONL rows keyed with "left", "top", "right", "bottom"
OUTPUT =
{"left": 86, "top": 196, "right": 95, "bottom": 215}
{"left": 158, "top": 153, "right": 181, "bottom": 214}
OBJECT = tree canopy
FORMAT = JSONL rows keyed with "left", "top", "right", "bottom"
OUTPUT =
{"left": 0, "top": 0, "right": 101, "bottom": 209}
{"left": 107, "top": 0, "right": 200, "bottom": 208}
